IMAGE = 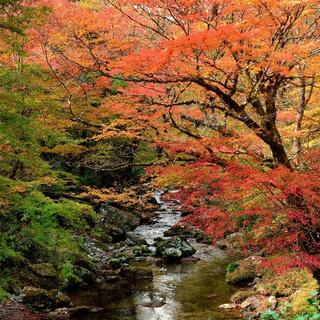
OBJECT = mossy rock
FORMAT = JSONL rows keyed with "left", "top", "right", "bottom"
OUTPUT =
{"left": 101, "top": 205, "right": 140, "bottom": 232}
{"left": 119, "top": 265, "right": 153, "bottom": 281}
{"left": 22, "top": 287, "right": 70, "bottom": 311}
{"left": 231, "top": 290, "right": 256, "bottom": 303}
{"left": 163, "top": 248, "right": 182, "bottom": 261}
{"left": 29, "top": 263, "right": 58, "bottom": 278}
{"left": 132, "top": 245, "right": 153, "bottom": 257}
{"left": 226, "top": 256, "right": 262, "bottom": 285}
{"left": 155, "top": 237, "right": 196, "bottom": 262}
{"left": 109, "top": 258, "right": 124, "bottom": 269}
{"left": 255, "top": 268, "right": 318, "bottom": 298}
{"left": 291, "top": 287, "right": 319, "bottom": 315}
{"left": 125, "top": 232, "right": 148, "bottom": 247}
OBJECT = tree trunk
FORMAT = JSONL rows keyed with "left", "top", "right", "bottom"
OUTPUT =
{"left": 269, "top": 139, "right": 292, "bottom": 170}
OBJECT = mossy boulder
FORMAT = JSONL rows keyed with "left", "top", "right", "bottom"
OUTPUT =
{"left": 22, "top": 287, "right": 70, "bottom": 311}
{"left": 101, "top": 205, "right": 140, "bottom": 231}
{"left": 163, "top": 248, "right": 182, "bottom": 261}
{"left": 101, "top": 205, "right": 140, "bottom": 243}
{"left": 226, "top": 256, "right": 262, "bottom": 285}
{"left": 231, "top": 290, "right": 256, "bottom": 303}
{"left": 252, "top": 269, "right": 318, "bottom": 318}
{"left": 29, "top": 263, "right": 58, "bottom": 278}
{"left": 155, "top": 237, "right": 196, "bottom": 262}
{"left": 132, "top": 245, "right": 153, "bottom": 257}
{"left": 49, "top": 306, "right": 103, "bottom": 319}
{"left": 255, "top": 268, "right": 318, "bottom": 298}
{"left": 119, "top": 265, "right": 153, "bottom": 281}
{"left": 17, "top": 263, "right": 59, "bottom": 290}
{"left": 125, "top": 232, "right": 148, "bottom": 247}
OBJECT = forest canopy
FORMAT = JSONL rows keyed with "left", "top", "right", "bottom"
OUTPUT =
{"left": 0, "top": 0, "right": 320, "bottom": 317}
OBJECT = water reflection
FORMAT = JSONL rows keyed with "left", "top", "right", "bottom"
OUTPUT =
{"left": 70, "top": 257, "right": 242, "bottom": 320}
{"left": 69, "top": 190, "right": 242, "bottom": 319}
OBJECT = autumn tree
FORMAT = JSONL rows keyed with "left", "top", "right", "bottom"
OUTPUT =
{"left": 28, "top": 0, "right": 161, "bottom": 179}
{"left": 104, "top": 0, "right": 320, "bottom": 169}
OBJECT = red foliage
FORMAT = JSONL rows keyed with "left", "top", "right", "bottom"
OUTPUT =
{"left": 155, "top": 150, "right": 320, "bottom": 271}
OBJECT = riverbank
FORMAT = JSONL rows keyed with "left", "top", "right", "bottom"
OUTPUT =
{"left": 0, "top": 188, "right": 241, "bottom": 320}
{"left": 2, "top": 185, "right": 318, "bottom": 320}
{"left": 66, "top": 189, "right": 242, "bottom": 320}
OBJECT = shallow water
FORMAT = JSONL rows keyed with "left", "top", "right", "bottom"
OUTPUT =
{"left": 70, "top": 191, "right": 242, "bottom": 320}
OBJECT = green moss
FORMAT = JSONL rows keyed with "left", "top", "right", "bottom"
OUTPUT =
{"left": 0, "top": 187, "right": 100, "bottom": 293}
{"left": 0, "top": 287, "right": 9, "bottom": 302}
{"left": 256, "top": 269, "right": 318, "bottom": 298}
{"left": 226, "top": 256, "right": 261, "bottom": 285}
{"left": 226, "top": 262, "right": 239, "bottom": 273}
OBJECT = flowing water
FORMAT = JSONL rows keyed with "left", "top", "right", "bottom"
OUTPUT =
{"left": 70, "top": 191, "right": 242, "bottom": 320}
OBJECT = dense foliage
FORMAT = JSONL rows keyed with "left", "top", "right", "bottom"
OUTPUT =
{"left": 0, "top": 0, "right": 320, "bottom": 316}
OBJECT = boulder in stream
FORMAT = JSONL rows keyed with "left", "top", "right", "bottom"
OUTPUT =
{"left": 22, "top": 287, "right": 70, "bottom": 312}
{"left": 100, "top": 205, "right": 140, "bottom": 243}
{"left": 119, "top": 265, "right": 153, "bottom": 281}
{"left": 125, "top": 232, "right": 148, "bottom": 247}
{"left": 155, "top": 237, "right": 196, "bottom": 262}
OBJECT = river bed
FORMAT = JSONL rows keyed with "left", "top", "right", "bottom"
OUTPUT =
{"left": 69, "top": 191, "right": 242, "bottom": 320}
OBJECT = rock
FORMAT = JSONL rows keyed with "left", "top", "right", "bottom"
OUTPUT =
{"left": 73, "top": 266, "right": 95, "bottom": 284}
{"left": 119, "top": 265, "right": 153, "bottom": 281}
{"left": 240, "top": 295, "right": 270, "bottom": 313}
{"left": 231, "top": 290, "right": 256, "bottom": 303}
{"left": 147, "top": 196, "right": 158, "bottom": 205}
{"left": 106, "top": 226, "right": 126, "bottom": 243}
{"left": 49, "top": 306, "right": 99, "bottom": 319}
{"left": 109, "top": 258, "right": 122, "bottom": 269}
{"left": 164, "top": 227, "right": 211, "bottom": 245}
{"left": 219, "top": 303, "right": 237, "bottom": 310}
{"left": 139, "top": 212, "right": 157, "bottom": 224}
{"left": 109, "top": 254, "right": 129, "bottom": 269}
{"left": 132, "top": 245, "right": 153, "bottom": 257}
{"left": 22, "top": 287, "right": 70, "bottom": 311}
{"left": 84, "top": 237, "right": 110, "bottom": 265}
{"left": 226, "top": 256, "right": 262, "bottom": 285}
{"left": 163, "top": 248, "right": 182, "bottom": 261}
{"left": 104, "top": 275, "right": 120, "bottom": 283}
{"left": 29, "top": 263, "right": 57, "bottom": 278}
{"left": 101, "top": 269, "right": 120, "bottom": 282}
{"left": 163, "top": 226, "right": 193, "bottom": 238}
{"left": 125, "top": 232, "right": 148, "bottom": 247}
{"left": 91, "top": 307, "right": 104, "bottom": 313}
{"left": 268, "top": 296, "right": 277, "bottom": 310}
{"left": 101, "top": 205, "right": 140, "bottom": 233}
{"left": 142, "top": 297, "right": 165, "bottom": 308}
{"left": 180, "top": 209, "right": 193, "bottom": 217}
{"left": 155, "top": 237, "right": 196, "bottom": 262}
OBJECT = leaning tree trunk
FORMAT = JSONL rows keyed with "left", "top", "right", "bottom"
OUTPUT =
{"left": 269, "top": 138, "right": 292, "bottom": 170}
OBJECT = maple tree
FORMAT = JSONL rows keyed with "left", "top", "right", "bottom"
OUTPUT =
{"left": 105, "top": 0, "right": 320, "bottom": 168}
{"left": 0, "top": 1, "right": 320, "bottom": 305}
{"left": 25, "top": 0, "right": 320, "bottom": 271}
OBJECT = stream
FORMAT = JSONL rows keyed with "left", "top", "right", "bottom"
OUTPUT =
{"left": 70, "top": 191, "right": 242, "bottom": 320}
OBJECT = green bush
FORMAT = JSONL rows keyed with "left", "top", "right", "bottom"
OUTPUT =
{"left": 260, "top": 291, "right": 320, "bottom": 320}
